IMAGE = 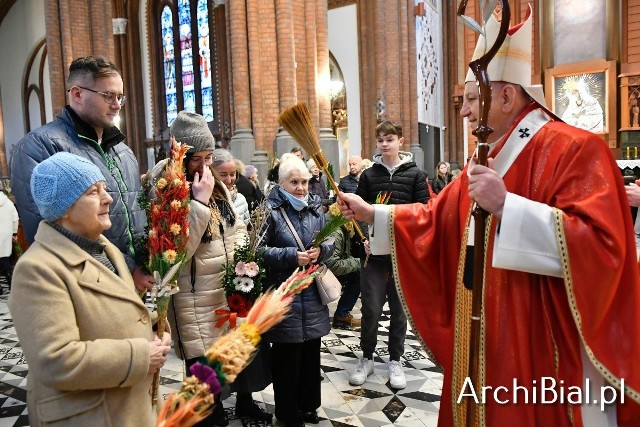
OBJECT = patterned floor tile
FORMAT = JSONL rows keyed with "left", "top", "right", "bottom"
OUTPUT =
{"left": 0, "top": 295, "right": 440, "bottom": 426}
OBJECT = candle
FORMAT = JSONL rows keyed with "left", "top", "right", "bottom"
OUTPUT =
{"left": 635, "top": 146, "right": 638, "bottom": 159}
{"left": 627, "top": 147, "right": 631, "bottom": 159}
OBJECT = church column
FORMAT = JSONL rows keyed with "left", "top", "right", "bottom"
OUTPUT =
{"left": 273, "top": 0, "right": 299, "bottom": 157}
{"left": 316, "top": 0, "right": 340, "bottom": 180}
{"left": 316, "top": 0, "right": 331, "bottom": 129}
{"left": 111, "top": 0, "right": 128, "bottom": 150}
{"left": 442, "top": 0, "right": 465, "bottom": 164}
{"left": 356, "top": 0, "right": 421, "bottom": 167}
{"left": 111, "top": 0, "right": 147, "bottom": 169}
{"left": 357, "top": 0, "right": 377, "bottom": 159}
{"left": 246, "top": 0, "right": 280, "bottom": 162}
{"left": 229, "top": 0, "right": 264, "bottom": 174}
{"left": 304, "top": 0, "right": 319, "bottom": 126}
{"left": 245, "top": 0, "right": 265, "bottom": 155}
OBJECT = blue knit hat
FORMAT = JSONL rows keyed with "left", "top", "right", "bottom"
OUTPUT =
{"left": 30, "top": 152, "right": 106, "bottom": 221}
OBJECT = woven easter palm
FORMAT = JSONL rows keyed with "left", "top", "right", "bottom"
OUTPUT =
{"left": 278, "top": 103, "right": 365, "bottom": 240}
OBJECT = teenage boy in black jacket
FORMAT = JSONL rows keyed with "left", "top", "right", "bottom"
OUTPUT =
{"left": 349, "top": 120, "right": 429, "bottom": 390}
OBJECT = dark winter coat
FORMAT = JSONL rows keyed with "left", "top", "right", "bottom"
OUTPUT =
{"left": 338, "top": 173, "right": 359, "bottom": 194}
{"left": 260, "top": 186, "right": 334, "bottom": 343}
{"left": 356, "top": 152, "right": 430, "bottom": 206}
{"left": 309, "top": 173, "right": 331, "bottom": 206}
{"left": 236, "top": 173, "right": 264, "bottom": 212}
{"left": 10, "top": 106, "right": 146, "bottom": 269}
{"left": 431, "top": 174, "right": 452, "bottom": 195}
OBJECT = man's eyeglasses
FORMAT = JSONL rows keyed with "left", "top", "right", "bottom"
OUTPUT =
{"left": 73, "top": 86, "right": 126, "bottom": 106}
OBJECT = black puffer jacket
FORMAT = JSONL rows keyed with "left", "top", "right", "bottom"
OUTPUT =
{"left": 356, "top": 152, "right": 430, "bottom": 206}
{"left": 338, "top": 173, "right": 359, "bottom": 194}
{"left": 260, "top": 186, "right": 334, "bottom": 343}
{"left": 10, "top": 106, "right": 146, "bottom": 269}
{"left": 309, "top": 173, "right": 330, "bottom": 206}
{"left": 236, "top": 173, "right": 264, "bottom": 212}
{"left": 431, "top": 174, "right": 452, "bottom": 195}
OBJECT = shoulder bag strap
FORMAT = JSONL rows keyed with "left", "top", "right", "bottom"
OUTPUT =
{"left": 279, "top": 207, "right": 306, "bottom": 251}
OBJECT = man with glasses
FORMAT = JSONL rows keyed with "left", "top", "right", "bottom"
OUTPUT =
{"left": 10, "top": 55, "right": 155, "bottom": 292}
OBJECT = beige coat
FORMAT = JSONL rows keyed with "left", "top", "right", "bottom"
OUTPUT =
{"left": 168, "top": 195, "right": 247, "bottom": 360}
{"left": 9, "top": 222, "right": 155, "bottom": 427}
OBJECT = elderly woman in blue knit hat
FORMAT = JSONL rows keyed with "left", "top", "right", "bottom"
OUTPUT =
{"left": 8, "top": 152, "right": 171, "bottom": 427}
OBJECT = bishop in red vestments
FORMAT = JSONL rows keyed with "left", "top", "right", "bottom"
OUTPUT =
{"left": 339, "top": 11, "right": 640, "bottom": 427}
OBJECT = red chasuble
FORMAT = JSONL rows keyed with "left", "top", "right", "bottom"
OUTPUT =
{"left": 391, "top": 108, "right": 640, "bottom": 426}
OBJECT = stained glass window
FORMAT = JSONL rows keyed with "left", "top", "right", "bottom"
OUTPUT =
{"left": 178, "top": 0, "right": 195, "bottom": 113}
{"left": 161, "top": 6, "right": 177, "bottom": 125}
{"left": 160, "top": 0, "right": 215, "bottom": 128}
{"left": 197, "top": 0, "right": 213, "bottom": 121}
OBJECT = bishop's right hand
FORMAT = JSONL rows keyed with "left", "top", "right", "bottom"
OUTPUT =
{"left": 338, "top": 192, "right": 374, "bottom": 224}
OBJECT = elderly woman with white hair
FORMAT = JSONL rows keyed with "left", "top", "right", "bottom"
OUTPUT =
{"left": 260, "top": 156, "right": 334, "bottom": 427}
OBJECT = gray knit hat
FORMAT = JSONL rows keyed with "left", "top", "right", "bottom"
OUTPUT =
{"left": 30, "top": 152, "right": 106, "bottom": 221}
{"left": 170, "top": 111, "right": 216, "bottom": 153}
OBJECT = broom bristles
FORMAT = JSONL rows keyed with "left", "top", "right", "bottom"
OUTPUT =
{"left": 278, "top": 103, "right": 322, "bottom": 157}
{"left": 278, "top": 103, "right": 366, "bottom": 241}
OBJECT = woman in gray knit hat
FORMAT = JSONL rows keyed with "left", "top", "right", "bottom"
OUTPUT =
{"left": 148, "top": 111, "right": 255, "bottom": 426}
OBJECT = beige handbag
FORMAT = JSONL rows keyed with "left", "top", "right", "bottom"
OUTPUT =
{"left": 280, "top": 208, "right": 341, "bottom": 305}
{"left": 313, "top": 263, "right": 342, "bottom": 305}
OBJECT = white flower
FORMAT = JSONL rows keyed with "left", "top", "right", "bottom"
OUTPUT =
{"left": 234, "top": 277, "right": 254, "bottom": 293}
{"left": 233, "top": 277, "right": 244, "bottom": 290}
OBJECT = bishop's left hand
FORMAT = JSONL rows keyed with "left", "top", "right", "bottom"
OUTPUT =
{"left": 468, "top": 158, "right": 507, "bottom": 218}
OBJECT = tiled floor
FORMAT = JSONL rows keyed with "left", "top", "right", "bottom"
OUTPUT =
{"left": 0, "top": 278, "right": 441, "bottom": 426}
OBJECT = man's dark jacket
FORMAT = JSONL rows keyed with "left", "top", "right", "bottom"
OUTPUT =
{"left": 10, "top": 106, "right": 146, "bottom": 269}
{"left": 338, "top": 173, "right": 359, "bottom": 194}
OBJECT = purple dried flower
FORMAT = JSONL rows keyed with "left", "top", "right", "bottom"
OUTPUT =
{"left": 189, "top": 362, "right": 221, "bottom": 395}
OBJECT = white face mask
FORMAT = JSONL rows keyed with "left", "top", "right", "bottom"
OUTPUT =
{"left": 279, "top": 187, "right": 309, "bottom": 211}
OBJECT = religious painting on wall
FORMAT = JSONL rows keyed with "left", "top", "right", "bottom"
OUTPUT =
{"left": 553, "top": 71, "right": 606, "bottom": 133}
{"left": 546, "top": 60, "right": 616, "bottom": 147}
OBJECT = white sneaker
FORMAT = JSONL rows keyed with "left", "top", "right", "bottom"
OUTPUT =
{"left": 349, "top": 357, "right": 374, "bottom": 385}
{"left": 388, "top": 360, "right": 406, "bottom": 389}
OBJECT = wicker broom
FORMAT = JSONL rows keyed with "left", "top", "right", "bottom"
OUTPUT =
{"left": 278, "top": 103, "right": 365, "bottom": 241}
